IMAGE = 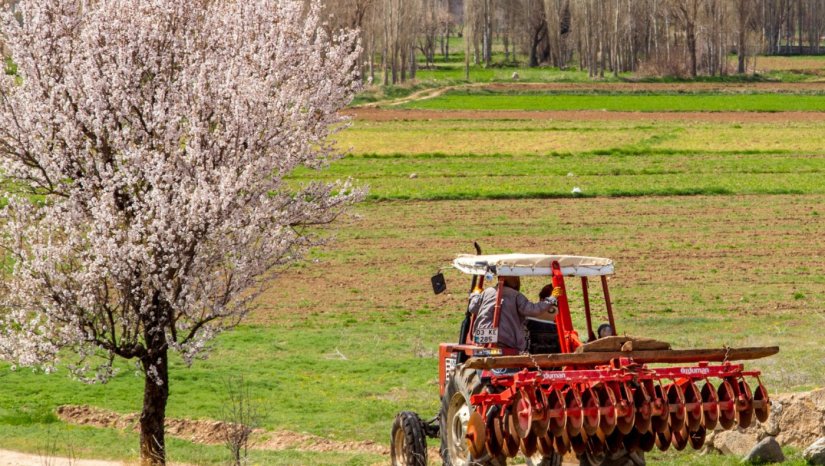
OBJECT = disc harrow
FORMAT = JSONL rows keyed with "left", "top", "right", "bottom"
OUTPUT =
{"left": 466, "top": 361, "right": 769, "bottom": 459}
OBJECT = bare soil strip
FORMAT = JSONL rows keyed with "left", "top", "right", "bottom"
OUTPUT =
{"left": 0, "top": 450, "right": 122, "bottom": 466}
{"left": 56, "top": 405, "right": 390, "bottom": 455}
{"left": 345, "top": 107, "right": 825, "bottom": 122}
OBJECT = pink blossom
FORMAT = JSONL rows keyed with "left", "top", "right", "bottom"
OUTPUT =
{"left": 0, "top": 0, "right": 363, "bottom": 381}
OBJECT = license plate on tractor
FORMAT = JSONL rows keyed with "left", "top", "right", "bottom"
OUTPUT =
{"left": 474, "top": 327, "right": 498, "bottom": 344}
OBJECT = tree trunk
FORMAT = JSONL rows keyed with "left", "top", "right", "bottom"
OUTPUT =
{"left": 140, "top": 333, "right": 169, "bottom": 465}
{"left": 797, "top": 0, "right": 803, "bottom": 54}
{"left": 686, "top": 21, "right": 697, "bottom": 77}
{"left": 738, "top": 0, "right": 747, "bottom": 74}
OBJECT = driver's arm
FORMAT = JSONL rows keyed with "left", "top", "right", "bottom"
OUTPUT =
{"left": 516, "top": 292, "right": 558, "bottom": 318}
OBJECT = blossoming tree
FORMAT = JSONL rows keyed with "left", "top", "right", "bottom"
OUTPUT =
{"left": 0, "top": 0, "right": 362, "bottom": 463}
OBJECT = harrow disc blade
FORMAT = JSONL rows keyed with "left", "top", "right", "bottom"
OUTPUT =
{"left": 555, "top": 430, "right": 571, "bottom": 456}
{"left": 688, "top": 425, "right": 707, "bottom": 450}
{"left": 501, "top": 411, "right": 521, "bottom": 458}
{"left": 546, "top": 388, "right": 567, "bottom": 437}
{"left": 754, "top": 383, "right": 771, "bottom": 423}
{"left": 717, "top": 380, "right": 737, "bottom": 430}
{"left": 666, "top": 383, "right": 687, "bottom": 433}
{"left": 512, "top": 390, "right": 534, "bottom": 439}
{"left": 655, "top": 425, "right": 672, "bottom": 452}
{"left": 565, "top": 387, "right": 584, "bottom": 437}
{"left": 521, "top": 431, "right": 538, "bottom": 457}
{"left": 466, "top": 410, "right": 487, "bottom": 459}
{"left": 569, "top": 430, "right": 588, "bottom": 456}
{"left": 531, "top": 389, "right": 552, "bottom": 436}
{"left": 614, "top": 382, "right": 636, "bottom": 435}
{"left": 639, "top": 430, "right": 656, "bottom": 452}
{"left": 605, "top": 429, "right": 624, "bottom": 454}
{"left": 651, "top": 383, "right": 670, "bottom": 434}
{"left": 633, "top": 383, "right": 653, "bottom": 434}
{"left": 671, "top": 423, "right": 689, "bottom": 451}
{"left": 536, "top": 431, "right": 556, "bottom": 457}
{"left": 486, "top": 410, "right": 504, "bottom": 458}
{"left": 683, "top": 380, "right": 703, "bottom": 432}
{"left": 582, "top": 387, "right": 601, "bottom": 437}
{"left": 700, "top": 381, "right": 719, "bottom": 431}
{"left": 594, "top": 384, "right": 618, "bottom": 436}
{"left": 586, "top": 432, "right": 606, "bottom": 457}
{"left": 622, "top": 427, "right": 641, "bottom": 453}
{"left": 737, "top": 379, "right": 755, "bottom": 429}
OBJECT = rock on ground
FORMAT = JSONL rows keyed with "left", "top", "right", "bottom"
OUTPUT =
{"left": 803, "top": 437, "right": 825, "bottom": 465}
{"left": 743, "top": 436, "right": 785, "bottom": 464}
{"left": 702, "top": 387, "right": 825, "bottom": 458}
{"left": 764, "top": 388, "right": 825, "bottom": 448}
{"left": 711, "top": 430, "right": 759, "bottom": 457}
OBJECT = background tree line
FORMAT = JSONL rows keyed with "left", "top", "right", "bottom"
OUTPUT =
{"left": 320, "top": 0, "right": 825, "bottom": 83}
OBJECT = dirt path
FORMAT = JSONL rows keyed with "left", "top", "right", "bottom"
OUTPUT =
{"left": 357, "top": 82, "right": 486, "bottom": 108}
{"left": 0, "top": 450, "right": 122, "bottom": 466}
{"left": 346, "top": 107, "right": 825, "bottom": 122}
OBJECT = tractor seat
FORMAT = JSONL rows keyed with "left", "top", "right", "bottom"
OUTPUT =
{"left": 526, "top": 318, "right": 561, "bottom": 354}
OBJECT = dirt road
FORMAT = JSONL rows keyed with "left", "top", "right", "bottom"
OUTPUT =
{"left": 0, "top": 450, "right": 122, "bottom": 466}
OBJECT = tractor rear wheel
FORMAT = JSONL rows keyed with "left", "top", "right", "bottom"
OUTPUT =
{"left": 391, "top": 411, "right": 428, "bottom": 466}
{"left": 439, "top": 365, "right": 506, "bottom": 466}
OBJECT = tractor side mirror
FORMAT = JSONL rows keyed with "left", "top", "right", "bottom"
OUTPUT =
{"left": 431, "top": 272, "right": 447, "bottom": 295}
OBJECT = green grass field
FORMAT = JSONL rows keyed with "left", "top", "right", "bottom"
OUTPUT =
{"left": 314, "top": 118, "right": 825, "bottom": 200}
{"left": 1, "top": 195, "right": 822, "bottom": 465}
{"left": 2, "top": 58, "right": 825, "bottom": 465}
{"left": 403, "top": 91, "right": 825, "bottom": 112}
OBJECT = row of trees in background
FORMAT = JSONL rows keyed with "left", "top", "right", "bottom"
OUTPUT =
{"left": 321, "top": 0, "right": 825, "bottom": 84}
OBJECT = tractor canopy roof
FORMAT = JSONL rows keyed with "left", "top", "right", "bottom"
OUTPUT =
{"left": 453, "top": 254, "right": 614, "bottom": 277}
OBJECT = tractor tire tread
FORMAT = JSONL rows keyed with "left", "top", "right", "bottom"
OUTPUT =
{"left": 579, "top": 449, "right": 645, "bottom": 466}
{"left": 439, "top": 365, "right": 506, "bottom": 466}
{"left": 391, "top": 411, "right": 428, "bottom": 466}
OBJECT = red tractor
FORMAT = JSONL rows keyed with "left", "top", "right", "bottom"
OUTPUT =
{"left": 390, "top": 250, "right": 777, "bottom": 466}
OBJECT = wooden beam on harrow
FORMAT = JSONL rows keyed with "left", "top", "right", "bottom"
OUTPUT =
{"left": 463, "top": 346, "right": 779, "bottom": 370}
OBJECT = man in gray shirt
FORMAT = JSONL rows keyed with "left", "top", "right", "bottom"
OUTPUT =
{"left": 469, "top": 276, "right": 558, "bottom": 352}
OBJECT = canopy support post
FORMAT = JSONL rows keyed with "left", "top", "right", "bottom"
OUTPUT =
{"left": 582, "top": 277, "right": 595, "bottom": 341}
{"left": 601, "top": 275, "right": 617, "bottom": 334}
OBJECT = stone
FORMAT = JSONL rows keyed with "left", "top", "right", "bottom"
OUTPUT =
{"left": 408, "top": 173, "right": 417, "bottom": 179}
{"left": 742, "top": 436, "right": 784, "bottom": 463}
{"left": 759, "top": 388, "right": 825, "bottom": 449}
{"left": 803, "top": 437, "right": 825, "bottom": 465}
{"left": 714, "top": 430, "right": 759, "bottom": 457}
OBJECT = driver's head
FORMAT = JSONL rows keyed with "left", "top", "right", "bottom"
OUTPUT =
{"left": 501, "top": 276, "right": 520, "bottom": 291}
{"left": 539, "top": 284, "right": 554, "bottom": 300}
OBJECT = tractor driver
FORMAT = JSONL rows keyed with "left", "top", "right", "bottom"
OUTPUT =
{"left": 469, "top": 276, "right": 558, "bottom": 352}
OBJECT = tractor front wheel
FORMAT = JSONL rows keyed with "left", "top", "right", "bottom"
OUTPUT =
{"left": 439, "top": 365, "right": 506, "bottom": 466}
{"left": 391, "top": 411, "right": 428, "bottom": 466}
